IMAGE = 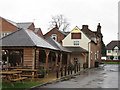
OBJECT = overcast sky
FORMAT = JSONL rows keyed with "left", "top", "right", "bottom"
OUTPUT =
{"left": 0, "top": 0, "right": 119, "bottom": 45}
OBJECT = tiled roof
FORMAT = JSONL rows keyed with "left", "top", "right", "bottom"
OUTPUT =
{"left": 64, "top": 46, "right": 88, "bottom": 53}
{"left": 17, "top": 22, "right": 33, "bottom": 29}
{"left": 46, "top": 37, "right": 71, "bottom": 52}
{"left": 106, "top": 40, "right": 120, "bottom": 50}
{"left": 1, "top": 29, "right": 57, "bottom": 50}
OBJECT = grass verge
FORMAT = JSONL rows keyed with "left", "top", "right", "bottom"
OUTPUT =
{"left": 2, "top": 81, "right": 42, "bottom": 89}
{"left": 103, "top": 62, "right": 120, "bottom": 64}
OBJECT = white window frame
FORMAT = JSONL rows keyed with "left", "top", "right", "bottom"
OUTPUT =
{"left": 114, "top": 49, "right": 118, "bottom": 53}
{"left": 73, "top": 41, "right": 79, "bottom": 46}
{"left": 51, "top": 34, "right": 57, "bottom": 41}
{"left": 2, "top": 32, "right": 9, "bottom": 37}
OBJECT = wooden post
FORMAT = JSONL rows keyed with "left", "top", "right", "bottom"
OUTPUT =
{"left": 67, "top": 53, "right": 70, "bottom": 75}
{"left": 60, "top": 53, "right": 62, "bottom": 69}
{"left": 32, "top": 49, "right": 36, "bottom": 69}
{"left": 55, "top": 52, "right": 59, "bottom": 78}
{"left": 45, "top": 50, "right": 50, "bottom": 72}
{"left": 6, "top": 51, "right": 9, "bottom": 67}
{"left": 61, "top": 66, "right": 63, "bottom": 77}
{"left": 20, "top": 51, "right": 23, "bottom": 67}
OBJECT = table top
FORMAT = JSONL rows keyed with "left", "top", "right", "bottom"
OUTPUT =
{"left": 13, "top": 69, "right": 38, "bottom": 72}
{"left": 0, "top": 71, "right": 22, "bottom": 74}
{"left": 0, "top": 67, "right": 9, "bottom": 69}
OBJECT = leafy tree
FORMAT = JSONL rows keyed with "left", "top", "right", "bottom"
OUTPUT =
{"left": 101, "top": 41, "right": 106, "bottom": 56}
{"left": 48, "top": 14, "right": 70, "bottom": 32}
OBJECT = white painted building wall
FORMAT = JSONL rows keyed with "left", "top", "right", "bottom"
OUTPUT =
{"left": 70, "top": 53, "right": 84, "bottom": 67}
{"left": 62, "top": 27, "right": 90, "bottom": 50}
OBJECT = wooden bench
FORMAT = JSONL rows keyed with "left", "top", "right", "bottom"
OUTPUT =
{"left": 21, "top": 75, "right": 34, "bottom": 77}
{"left": 10, "top": 77, "right": 27, "bottom": 82}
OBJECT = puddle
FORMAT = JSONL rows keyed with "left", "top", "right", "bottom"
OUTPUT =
{"left": 98, "top": 82, "right": 103, "bottom": 84}
{"left": 109, "top": 69, "right": 118, "bottom": 72}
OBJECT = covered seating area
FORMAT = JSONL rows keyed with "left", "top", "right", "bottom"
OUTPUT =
{"left": 0, "top": 29, "right": 72, "bottom": 81}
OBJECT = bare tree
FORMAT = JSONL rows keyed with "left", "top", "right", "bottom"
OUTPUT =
{"left": 48, "top": 15, "right": 70, "bottom": 32}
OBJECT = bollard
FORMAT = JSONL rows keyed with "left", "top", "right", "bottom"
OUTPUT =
{"left": 74, "top": 65, "right": 76, "bottom": 73}
{"left": 68, "top": 65, "right": 70, "bottom": 75}
{"left": 56, "top": 66, "right": 59, "bottom": 78}
{"left": 64, "top": 66, "right": 67, "bottom": 76}
{"left": 61, "top": 67, "right": 63, "bottom": 77}
{"left": 56, "top": 71, "right": 59, "bottom": 78}
{"left": 71, "top": 65, "right": 72, "bottom": 74}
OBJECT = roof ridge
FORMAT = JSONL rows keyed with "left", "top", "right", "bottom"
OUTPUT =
{"left": 17, "top": 22, "right": 33, "bottom": 24}
{"left": 24, "top": 29, "right": 36, "bottom": 46}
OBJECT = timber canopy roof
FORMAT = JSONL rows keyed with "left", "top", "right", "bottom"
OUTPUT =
{"left": 64, "top": 47, "right": 88, "bottom": 53}
{"left": 1, "top": 29, "right": 57, "bottom": 50}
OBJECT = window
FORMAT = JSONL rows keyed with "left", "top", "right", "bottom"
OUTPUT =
{"left": 97, "top": 51, "right": 99, "bottom": 58}
{"left": 73, "top": 41, "right": 79, "bottom": 45}
{"left": 51, "top": 34, "right": 57, "bottom": 41}
{"left": 108, "top": 50, "right": 111, "bottom": 53}
{"left": 71, "top": 33, "right": 81, "bottom": 39}
{"left": 114, "top": 49, "right": 118, "bottom": 53}
{"left": 114, "top": 56, "right": 118, "bottom": 60}
{"left": 2, "top": 33, "right": 9, "bottom": 37}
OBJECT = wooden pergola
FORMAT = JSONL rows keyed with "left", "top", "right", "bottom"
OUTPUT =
{"left": 1, "top": 29, "right": 71, "bottom": 73}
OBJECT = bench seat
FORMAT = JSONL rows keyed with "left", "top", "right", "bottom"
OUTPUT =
{"left": 10, "top": 77, "right": 27, "bottom": 82}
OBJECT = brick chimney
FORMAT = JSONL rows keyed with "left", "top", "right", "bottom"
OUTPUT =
{"left": 97, "top": 23, "right": 101, "bottom": 33}
{"left": 82, "top": 25, "right": 89, "bottom": 29}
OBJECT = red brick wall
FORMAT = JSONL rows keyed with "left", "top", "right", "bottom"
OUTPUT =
{"left": 36, "top": 29, "right": 44, "bottom": 38}
{"left": 44, "top": 28, "right": 65, "bottom": 44}
{"left": 90, "top": 42, "right": 97, "bottom": 68}
{"left": 2, "top": 18, "right": 19, "bottom": 33}
{"left": 28, "top": 23, "right": 35, "bottom": 32}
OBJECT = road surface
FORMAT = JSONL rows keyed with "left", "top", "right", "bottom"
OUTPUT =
{"left": 38, "top": 64, "right": 119, "bottom": 88}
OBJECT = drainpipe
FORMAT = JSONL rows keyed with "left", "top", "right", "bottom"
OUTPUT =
{"left": 88, "top": 42, "right": 91, "bottom": 68}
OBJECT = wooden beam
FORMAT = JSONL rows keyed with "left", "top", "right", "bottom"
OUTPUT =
{"left": 60, "top": 53, "right": 62, "bottom": 69}
{"left": 67, "top": 53, "right": 71, "bottom": 65}
{"left": 45, "top": 50, "right": 50, "bottom": 71}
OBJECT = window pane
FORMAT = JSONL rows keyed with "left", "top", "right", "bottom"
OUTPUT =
{"left": 71, "top": 33, "right": 81, "bottom": 39}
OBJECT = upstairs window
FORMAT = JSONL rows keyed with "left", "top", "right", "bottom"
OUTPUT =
{"left": 71, "top": 33, "right": 81, "bottom": 39}
{"left": 74, "top": 41, "right": 79, "bottom": 45}
{"left": 51, "top": 34, "right": 57, "bottom": 41}
{"left": 108, "top": 50, "right": 111, "bottom": 53}
{"left": 2, "top": 33, "right": 9, "bottom": 37}
{"left": 114, "top": 49, "right": 118, "bottom": 53}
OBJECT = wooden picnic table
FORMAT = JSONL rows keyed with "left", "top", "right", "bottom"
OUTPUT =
{"left": 13, "top": 69, "right": 38, "bottom": 72}
{"left": 0, "top": 71, "right": 27, "bottom": 86}
{"left": 0, "top": 67, "right": 9, "bottom": 71}
{"left": 13, "top": 69, "right": 38, "bottom": 78}
{"left": 0, "top": 67, "right": 22, "bottom": 71}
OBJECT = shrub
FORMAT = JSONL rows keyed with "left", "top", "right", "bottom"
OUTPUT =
{"left": 118, "top": 56, "right": 120, "bottom": 60}
{"left": 110, "top": 56, "right": 114, "bottom": 60}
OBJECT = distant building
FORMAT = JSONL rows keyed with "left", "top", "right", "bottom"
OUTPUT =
{"left": 62, "top": 24, "right": 103, "bottom": 68}
{"left": 0, "top": 17, "right": 43, "bottom": 38}
{"left": 0, "top": 17, "right": 19, "bottom": 38}
{"left": 106, "top": 40, "right": 120, "bottom": 60}
{"left": 44, "top": 27, "right": 68, "bottom": 45}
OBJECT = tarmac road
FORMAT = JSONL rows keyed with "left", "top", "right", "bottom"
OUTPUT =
{"left": 38, "top": 64, "right": 119, "bottom": 88}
